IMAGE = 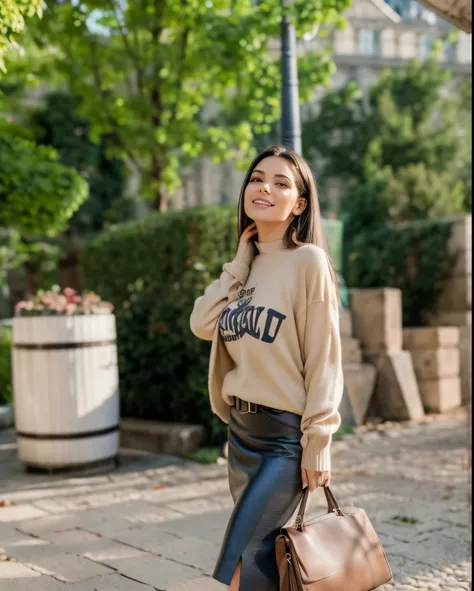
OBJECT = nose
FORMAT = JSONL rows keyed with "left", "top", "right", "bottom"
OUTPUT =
{"left": 260, "top": 183, "right": 270, "bottom": 194}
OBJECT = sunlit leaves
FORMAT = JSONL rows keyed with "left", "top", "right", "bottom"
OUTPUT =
{"left": 0, "top": 0, "right": 43, "bottom": 73}
{"left": 15, "top": 0, "right": 350, "bottom": 206}
{"left": 0, "top": 123, "right": 89, "bottom": 236}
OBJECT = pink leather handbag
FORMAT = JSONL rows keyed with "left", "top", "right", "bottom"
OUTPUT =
{"left": 276, "top": 486, "right": 393, "bottom": 590}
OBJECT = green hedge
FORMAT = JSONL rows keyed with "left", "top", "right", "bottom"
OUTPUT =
{"left": 344, "top": 217, "right": 458, "bottom": 327}
{"left": 81, "top": 205, "right": 342, "bottom": 444}
{"left": 0, "top": 325, "right": 12, "bottom": 406}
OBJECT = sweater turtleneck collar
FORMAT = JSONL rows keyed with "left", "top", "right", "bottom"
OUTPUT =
{"left": 255, "top": 238, "right": 288, "bottom": 254}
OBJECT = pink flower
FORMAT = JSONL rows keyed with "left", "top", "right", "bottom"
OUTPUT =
{"left": 15, "top": 301, "right": 27, "bottom": 313}
{"left": 63, "top": 287, "right": 78, "bottom": 304}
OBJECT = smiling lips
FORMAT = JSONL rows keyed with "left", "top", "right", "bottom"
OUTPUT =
{"left": 253, "top": 199, "right": 274, "bottom": 207}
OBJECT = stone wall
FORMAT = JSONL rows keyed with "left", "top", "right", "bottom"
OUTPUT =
{"left": 429, "top": 215, "right": 472, "bottom": 405}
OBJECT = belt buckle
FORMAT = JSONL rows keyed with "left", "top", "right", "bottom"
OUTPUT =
{"left": 237, "top": 398, "right": 258, "bottom": 414}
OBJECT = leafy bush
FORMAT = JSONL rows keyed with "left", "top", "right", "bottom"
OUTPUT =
{"left": 0, "top": 123, "right": 89, "bottom": 237}
{"left": 344, "top": 217, "right": 458, "bottom": 327}
{"left": 81, "top": 205, "right": 342, "bottom": 444}
{"left": 0, "top": 326, "right": 12, "bottom": 406}
{"left": 81, "top": 206, "right": 237, "bottom": 444}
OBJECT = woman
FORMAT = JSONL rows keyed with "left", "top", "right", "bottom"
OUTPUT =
{"left": 189, "top": 145, "right": 344, "bottom": 591}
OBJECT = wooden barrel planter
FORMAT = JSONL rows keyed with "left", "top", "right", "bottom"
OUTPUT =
{"left": 12, "top": 315, "right": 119, "bottom": 470}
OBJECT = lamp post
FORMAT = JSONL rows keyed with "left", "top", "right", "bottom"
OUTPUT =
{"left": 280, "top": 0, "right": 302, "bottom": 154}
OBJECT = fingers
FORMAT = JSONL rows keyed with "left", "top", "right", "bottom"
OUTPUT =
{"left": 302, "top": 470, "right": 331, "bottom": 492}
{"left": 245, "top": 222, "right": 258, "bottom": 235}
{"left": 307, "top": 470, "right": 319, "bottom": 493}
{"left": 301, "top": 466, "right": 308, "bottom": 489}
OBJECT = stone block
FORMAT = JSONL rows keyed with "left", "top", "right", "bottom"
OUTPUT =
{"left": 341, "top": 337, "right": 362, "bottom": 364}
{"left": 411, "top": 348, "right": 460, "bottom": 380}
{"left": 339, "top": 307, "right": 353, "bottom": 337}
{"left": 342, "top": 363, "right": 377, "bottom": 426}
{"left": 350, "top": 288, "right": 402, "bottom": 353}
{"left": 450, "top": 248, "right": 472, "bottom": 277}
{"left": 337, "top": 383, "right": 356, "bottom": 427}
{"left": 447, "top": 215, "right": 472, "bottom": 253}
{"left": 120, "top": 419, "right": 205, "bottom": 456}
{"left": 460, "top": 324, "right": 472, "bottom": 351}
{"left": 364, "top": 351, "right": 424, "bottom": 421}
{"left": 428, "top": 310, "right": 472, "bottom": 327}
{"left": 418, "top": 377, "right": 462, "bottom": 413}
{"left": 437, "top": 274, "right": 472, "bottom": 312}
{"left": 403, "top": 327, "right": 460, "bottom": 350}
{"left": 460, "top": 326, "right": 472, "bottom": 404}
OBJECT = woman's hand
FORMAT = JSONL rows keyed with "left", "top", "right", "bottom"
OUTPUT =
{"left": 239, "top": 222, "right": 258, "bottom": 247}
{"left": 301, "top": 467, "right": 330, "bottom": 492}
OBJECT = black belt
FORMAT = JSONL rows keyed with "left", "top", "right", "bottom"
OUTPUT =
{"left": 232, "top": 397, "right": 284, "bottom": 415}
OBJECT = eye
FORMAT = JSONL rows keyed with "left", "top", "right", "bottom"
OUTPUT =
{"left": 249, "top": 177, "right": 261, "bottom": 183}
{"left": 277, "top": 182, "right": 288, "bottom": 188}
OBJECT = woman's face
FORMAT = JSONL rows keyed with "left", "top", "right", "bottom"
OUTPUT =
{"left": 244, "top": 156, "right": 304, "bottom": 224}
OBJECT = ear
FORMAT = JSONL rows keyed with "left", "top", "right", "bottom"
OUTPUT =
{"left": 293, "top": 198, "right": 307, "bottom": 215}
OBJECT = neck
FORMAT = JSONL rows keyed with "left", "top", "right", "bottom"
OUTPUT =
{"left": 254, "top": 219, "right": 293, "bottom": 244}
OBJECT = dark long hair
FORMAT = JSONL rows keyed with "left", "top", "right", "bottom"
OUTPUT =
{"left": 237, "top": 145, "right": 338, "bottom": 288}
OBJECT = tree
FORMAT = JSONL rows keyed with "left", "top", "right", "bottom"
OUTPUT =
{"left": 32, "top": 91, "right": 126, "bottom": 237}
{"left": 303, "top": 58, "right": 472, "bottom": 219}
{"left": 0, "top": 125, "right": 89, "bottom": 236}
{"left": 0, "top": 0, "right": 43, "bottom": 74}
{"left": 0, "top": 121, "right": 89, "bottom": 285}
{"left": 26, "top": 0, "right": 350, "bottom": 211}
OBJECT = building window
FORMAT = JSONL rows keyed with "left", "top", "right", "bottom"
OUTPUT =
{"left": 358, "top": 29, "right": 379, "bottom": 56}
{"left": 419, "top": 34, "right": 436, "bottom": 60}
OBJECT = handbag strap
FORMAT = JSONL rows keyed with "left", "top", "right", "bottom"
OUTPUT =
{"left": 295, "top": 486, "right": 343, "bottom": 532}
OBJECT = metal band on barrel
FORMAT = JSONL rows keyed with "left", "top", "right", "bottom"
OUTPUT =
{"left": 14, "top": 340, "right": 116, "bottom": 350}
{"left": 16, "top": 425, "right": 119, "bottom": 440}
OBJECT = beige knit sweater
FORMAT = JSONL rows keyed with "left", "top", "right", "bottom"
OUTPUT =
{"left": 190, "top": 237, "right": 344, "bottom": 472}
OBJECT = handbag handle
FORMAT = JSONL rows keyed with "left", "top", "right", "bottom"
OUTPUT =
{"left": 295, "top": 486, "right": 344, "bottom": 532}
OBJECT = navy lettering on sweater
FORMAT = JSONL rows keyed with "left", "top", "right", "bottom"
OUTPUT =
{"left": 219, "top": 286, "right": 287, "bottom": 343}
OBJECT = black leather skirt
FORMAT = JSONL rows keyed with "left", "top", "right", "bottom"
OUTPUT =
{"left": 213, "top": 402, "right": 305, "bottom": 591}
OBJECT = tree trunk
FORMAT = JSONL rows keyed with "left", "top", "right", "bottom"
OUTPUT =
{"left": 151, "top": 151, "right": 167, "bottom": 212}
{"left": 59, "top": 248, "right": 82, "bottom": 292}
{"left": 25, "top": 264, "right": 40, "bottom": 298}
{"left": 153, "top": 189, "right": 168, "bottom": 212}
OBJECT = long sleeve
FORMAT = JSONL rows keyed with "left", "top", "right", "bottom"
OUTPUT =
{"left": 298, "top": 252, "right": 344, "bottom": 472}
{"left": 190, "top": 240, "right": 255, "bottom": 341}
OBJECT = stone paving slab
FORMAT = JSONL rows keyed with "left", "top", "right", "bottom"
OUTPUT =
{"left": 109, "top": 554, "right": 204, "bottom": 589}
{"left": 0, "top": 405, "right": 471, "bottom": 590}
{"left": 0, "top": 576, "right": 66, "bottom": 590}
{"left": 0, "top": 562, "right": 41, "bottom": 580}
{"left": 69, "top": 574, "right": 156, "bottom": 590}
{"left": 5, "top": 543, "right": 115, "bottom": 583}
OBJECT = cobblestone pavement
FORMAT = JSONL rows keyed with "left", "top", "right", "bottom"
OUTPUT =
{"left": 0, "top": 406, "right": 471, "bottom": 591}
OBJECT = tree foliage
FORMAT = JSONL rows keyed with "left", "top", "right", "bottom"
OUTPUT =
{"left": 32, "top": 91, "right": 126, "bottom": 237}
{"left": 26, "top": 0, "right": 349, "bottom": 210}
{"left": 303, "top": 58, "right": 472, "bottom": 220}
{"left": 0, "top": 0, "right": 43, "bottom": 73}
{"left": 0, "top": 122, "right": 89, "bottom": 236}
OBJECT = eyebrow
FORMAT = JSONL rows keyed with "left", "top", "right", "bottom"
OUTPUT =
{"left": 252, "top": 170, "right": 292, "bottom": 182}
